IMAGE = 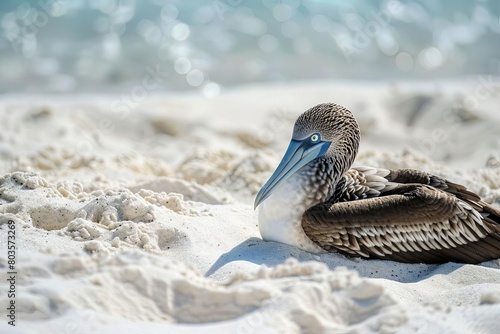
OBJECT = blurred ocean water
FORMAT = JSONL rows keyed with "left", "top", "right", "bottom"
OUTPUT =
{"left": 0, "top": 0, "right": 499, "bottom": 94}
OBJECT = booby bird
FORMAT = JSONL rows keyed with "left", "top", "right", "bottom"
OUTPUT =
{"left": 254, "top": 103, "right": 500, "bottom": 264}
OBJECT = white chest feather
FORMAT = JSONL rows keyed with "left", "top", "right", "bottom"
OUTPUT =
{"left": 258, "top": 175, "right": 324, "bottom": 253}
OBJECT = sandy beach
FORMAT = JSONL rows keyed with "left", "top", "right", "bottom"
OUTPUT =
{"left": 0, "top": 80, "right": 499, "bottom": 333}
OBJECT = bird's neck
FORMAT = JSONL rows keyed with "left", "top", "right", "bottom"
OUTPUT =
{"left": 258, "top": 159, "right": 337, "bottom": 253}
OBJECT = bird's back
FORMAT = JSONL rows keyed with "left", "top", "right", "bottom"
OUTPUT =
{"left": 302, "top": 167, "right": 500, "bottom": 264}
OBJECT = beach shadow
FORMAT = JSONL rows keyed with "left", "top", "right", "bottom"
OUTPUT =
{"left": 205, "top": 237, "right": 321, "bottom": 277}
{"left": 204, "top": 237, "right": 474, "bottom": 283}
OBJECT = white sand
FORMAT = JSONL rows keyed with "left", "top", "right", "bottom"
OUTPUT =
{"left": 1, "top": 80, "right": 500, "bottom": 333}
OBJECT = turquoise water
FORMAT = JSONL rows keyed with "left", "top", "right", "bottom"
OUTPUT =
{"left": 0, "top": 0, "right": 499, "bottom": 93}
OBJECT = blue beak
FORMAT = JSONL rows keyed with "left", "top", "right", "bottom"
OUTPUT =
{"left": 254, "top": 138, "right": 331, "bottom": 209}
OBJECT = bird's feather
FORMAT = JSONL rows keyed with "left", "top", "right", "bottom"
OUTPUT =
{"left": 302, "top": 168, "right": 500, "bottom": 264}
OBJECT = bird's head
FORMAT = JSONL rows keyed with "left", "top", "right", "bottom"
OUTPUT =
{"left": 254, "top": 103, "right": 360, "bottom": 209}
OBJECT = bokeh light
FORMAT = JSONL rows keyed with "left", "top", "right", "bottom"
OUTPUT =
{"left": 396, "top": 52, "right": 414, "bottom": 72}
{"left": 0, "top": 0, "right": 498, "bottom": 93}
{"left": 174, "top": 57, "right": 191, "bottom": 75}
{"left": 186, "top": 69, "right": 204, "bottom": 86}
{"left": 171, "top": 22, "right": 190, "bottom": 41}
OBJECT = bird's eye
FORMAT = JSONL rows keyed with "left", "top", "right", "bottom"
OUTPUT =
{"left": 311, "top": 134, "right": 320, "bottom": 142}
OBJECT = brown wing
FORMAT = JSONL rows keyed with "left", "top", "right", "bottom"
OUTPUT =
{"left": 334, "top": 167, "right": 482, "bottom": 202}
{"left": 302, "top": 171, "right": 500, "bottom": 264}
